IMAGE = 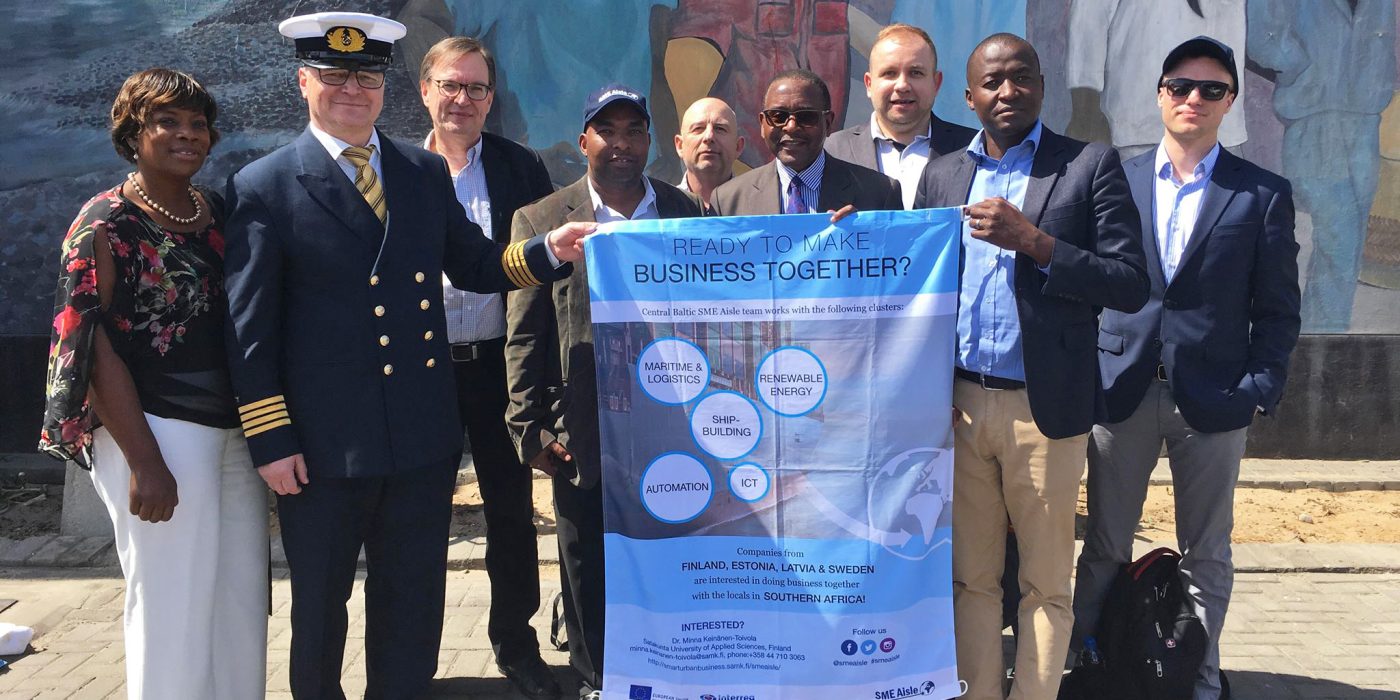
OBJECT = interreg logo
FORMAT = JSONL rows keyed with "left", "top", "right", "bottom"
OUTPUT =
{"left": 629, "top": 685, "right": 653, "bottom": 700}
{"left": 873, "top": 680, "right": 938, "bottom": 699}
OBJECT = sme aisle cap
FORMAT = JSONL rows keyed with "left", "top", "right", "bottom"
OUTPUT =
{"left": 279, "top": 12, "right": 407, "bottom": 69}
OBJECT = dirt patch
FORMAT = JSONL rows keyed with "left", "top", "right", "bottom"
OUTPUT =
{"left": 449, "top": 476, "right": 558, "bottom": 539}
{"left": 0, "top": 484, "right": 61, "bottom": 539}
{"left": 1076, "top": 486, "right": 1400, "bottom": 544}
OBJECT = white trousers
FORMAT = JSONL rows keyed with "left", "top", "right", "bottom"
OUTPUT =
{"left": 92, "top": 414, "right": 269, "bottom": 700}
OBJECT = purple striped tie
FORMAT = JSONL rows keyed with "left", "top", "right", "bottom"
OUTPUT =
{"left": 786, "top": 178, "right": 809, "bottom": 214}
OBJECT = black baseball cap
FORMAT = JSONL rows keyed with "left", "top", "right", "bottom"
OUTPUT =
{"left": 1161, "top": 36, "right": 1239, "bottom": 93}
{"left": 583, "top": 84, "right": 650, "bottom": 127}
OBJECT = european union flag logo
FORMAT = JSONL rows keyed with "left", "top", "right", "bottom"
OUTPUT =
{"left": 629, "top": 685, "right": 653, "bottom": 700}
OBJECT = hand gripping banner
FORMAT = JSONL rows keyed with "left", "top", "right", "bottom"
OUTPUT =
{"left": 586, "top": 208, "right": 964, "bottom": 700}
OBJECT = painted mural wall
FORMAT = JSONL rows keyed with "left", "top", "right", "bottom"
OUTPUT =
{"left": 2, "top": 0, "right": 1396, "bottom": 336}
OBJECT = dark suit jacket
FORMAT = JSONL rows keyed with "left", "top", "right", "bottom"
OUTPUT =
{"left": 824, "top": 114, "right": 978, "bottom": 171}
{"left": 505, "top": 177, "right": 703, "bottom": 488}
{"left": 1099, "top": 148, "right": 1300, "bottom": 432}
{"left": 914, "top": 126, "right": 1150, "bottom": 439}
{"left": 473, "top": 131, "right": 555, "bottom": 312}
{"left": 223, "top": 128, "right": 563, "bottom": 475}
{"left": 709, "top": 154, "right": 902, "bottom": 215}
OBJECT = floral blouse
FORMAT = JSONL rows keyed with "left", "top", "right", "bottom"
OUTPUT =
{"left": 40, "top": 185, "right": 238, "bottom": 467}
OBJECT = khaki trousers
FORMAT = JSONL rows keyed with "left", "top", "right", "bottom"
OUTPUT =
{"left": 952, "top": 379, "right": 1087, "bottom": 700}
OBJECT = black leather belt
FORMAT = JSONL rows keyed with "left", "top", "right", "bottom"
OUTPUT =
{"left": 1155, "top": 364, "right": 1169, "bottom": 381}
{"left": 450, "top": 336, "right": 504, "bottom": 362}
{"left": 954, "top": 367, "right": 1026, "bottom": 391}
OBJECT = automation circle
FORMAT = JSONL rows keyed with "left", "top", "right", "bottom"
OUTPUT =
{"left": 690, "top": 391, "right": 762, "bottom": 460}
{"left": 755, "top": 346, "right": 827, "bottom": 416}
{"left": 637, "top": 338, "right": 709, "bottom": 405}
{"left": 727, "top": 463, "right": 770, "bottom": 502}
{"left": 640, "top": 452, "right": 713, "bottom": 524}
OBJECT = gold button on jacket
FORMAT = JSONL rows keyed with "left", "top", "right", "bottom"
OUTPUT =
{"left": 383, "top": 364, "right": 394, "bottom": 375}
{"left": 379, "top": 335, "right": 390, "bottom": 347}
{"left": 374, "top": 305, "right": 386, "bottom": 317}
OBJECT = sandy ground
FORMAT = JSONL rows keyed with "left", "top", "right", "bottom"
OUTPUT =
{"left": 6, "top": 477, "right": 1399, "bottom": 544}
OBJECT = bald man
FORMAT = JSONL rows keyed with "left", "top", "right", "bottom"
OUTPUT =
{"left": 674, "top": 97, "right": 745, "bottom": 207}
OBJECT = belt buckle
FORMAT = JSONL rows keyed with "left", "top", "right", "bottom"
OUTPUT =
{"left": 979, "top": 373, "right": 1006, "bottom": 391}
{"left": 1155, "top": 364, "right": 1168, "bottom": 381}
{"left": 451, "top": 342, "right": 480, "bottom": 362}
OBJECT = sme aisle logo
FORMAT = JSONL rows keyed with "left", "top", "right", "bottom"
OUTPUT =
{"left": 874, "top": 679, "right": 938, "bottom": 699}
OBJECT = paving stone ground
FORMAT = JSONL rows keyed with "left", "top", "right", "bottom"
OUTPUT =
{"left": 1, "top": 568, "right": 1397, "bottom": 699}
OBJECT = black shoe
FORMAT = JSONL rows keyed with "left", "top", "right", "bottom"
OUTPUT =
{"left": 497, "top": 656, "right": 562, "bottom": 699}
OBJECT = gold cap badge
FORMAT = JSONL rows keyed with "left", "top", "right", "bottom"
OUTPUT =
{"left": 327, "top": 27, "right": 367, "bottom": 53}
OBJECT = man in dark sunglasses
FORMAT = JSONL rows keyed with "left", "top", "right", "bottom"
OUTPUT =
{"left": 1074, "top": 36, "right": 1300, "bottom": 700}
{"left": 710, "top": 70, "right": 900, "bottom": 217}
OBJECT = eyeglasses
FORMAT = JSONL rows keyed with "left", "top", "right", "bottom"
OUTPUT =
{"left": 433, "top": 80, "right": 492, "bottom": 101}
{"left": 760, "top": 108, "right": 829, "bottom": 128}
{"left": 1159, "top": 78, "right": 1231, "bottom": 101}
{"left": 312, "top": 67, "right": 386, "bottom": 89}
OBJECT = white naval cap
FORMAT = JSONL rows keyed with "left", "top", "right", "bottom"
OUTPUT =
{"left": 278, "top": 12, "right": 407, "bottom": 68}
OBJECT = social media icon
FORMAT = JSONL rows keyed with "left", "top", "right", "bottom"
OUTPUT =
{"left": 860, "top": 639, "right": 878, "bottom": 655}
{"left": 880, "top": 637, "right": 896, "bottom": 653}
{"left": 840, "top": 639, "right": 858, "bottom": 656}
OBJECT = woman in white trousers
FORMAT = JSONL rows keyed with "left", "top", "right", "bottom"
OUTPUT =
{"left": 40, "top": 68, "right": 268, "bottom": 699}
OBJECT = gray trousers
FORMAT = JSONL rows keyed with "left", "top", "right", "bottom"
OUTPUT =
{"left": 1073, "top": 381, "right": 1248, "bottom": 700}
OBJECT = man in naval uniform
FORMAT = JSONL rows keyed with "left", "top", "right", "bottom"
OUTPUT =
{"left": 222, "top": 12, "right": 590, "bottom": 699}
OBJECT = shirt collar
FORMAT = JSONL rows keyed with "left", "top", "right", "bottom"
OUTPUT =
{"left": 310, "top": 123, "right": 381, "bottom": 163}
{"left": 423, "top": 130, "right": 484, "bottom": 170}
{"left": 587, "top": 176, "right": 658, "bottom": 219}
{"left": 869, "top": 111, "right": 932, "bottom": 145}
{"left": 966, "top": 120, "right": 1043, "bottom": 165}
{"left": 776, "top": 151, "right": 827, "bottom": 193}
{"left": 1154, "top": 141, "right": 1221, "bottom": 185}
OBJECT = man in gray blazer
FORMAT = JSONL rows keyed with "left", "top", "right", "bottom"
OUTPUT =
{"left": 711, "top": 70, "right": 901, "bottom": 216}
{"left": 825, "top": 23, "right": 976, "bottom": 209}
{"left": 504, "top": 84, "right": 702, "bottom": 700}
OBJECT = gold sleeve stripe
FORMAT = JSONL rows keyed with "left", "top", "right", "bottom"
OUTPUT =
{"left": 502, "top": 241, "right": 530, "bottom": 288}
{"left": 240, "top": 403, "right": 286, "bottom": 421}
{"left": 242, "top": 410, "right": 290, "bottom": 431}
{"left": 509, "top": 241, "right": 541, "bottom": 287}
{"left": 244, "top": 418, "right": 292, "bottom": 438}
{"left": 239, "top": 395, "right": 286, "bottom": 415}
{"left": 518, "top": 242, "right": 542, "bottom": 286}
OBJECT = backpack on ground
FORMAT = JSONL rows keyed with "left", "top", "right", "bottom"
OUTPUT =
{"left": 1060, "top": 547, "right": 1207, "bottom": 700}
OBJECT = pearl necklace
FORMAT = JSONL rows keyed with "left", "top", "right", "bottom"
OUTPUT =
{"left": 128, "top": 173, "right": 202, "bottom": 225}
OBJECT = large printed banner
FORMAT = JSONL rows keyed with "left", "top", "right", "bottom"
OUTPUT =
{"left": 587, "top": 208, "right": 964, "bottom": 700}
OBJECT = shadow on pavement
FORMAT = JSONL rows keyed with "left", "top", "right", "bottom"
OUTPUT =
{"left": 1226, "top": 670, "right": 1400, "bottom": 699}
{"left": 428, "top": 663, "right": 583, "bottom": 698}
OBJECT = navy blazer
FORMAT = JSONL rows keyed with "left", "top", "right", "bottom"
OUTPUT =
{"left": 914, "top": 127, "right": 1150, "bottom": 439}
{"left": 1099, "top": 148, "right": 1300, "bottom": 432}
{"left": 223, "top": 128, "right": 563, "bottom": 475}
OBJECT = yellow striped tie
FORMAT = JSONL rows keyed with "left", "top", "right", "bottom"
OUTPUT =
{"left": 342, "top": 145, "right": 387, "bottom": 225}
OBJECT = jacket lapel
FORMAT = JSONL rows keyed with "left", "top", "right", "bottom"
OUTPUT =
{"left": 378, "top": 135, "right": 415, "bottom": 239}
{"left": 294, "top": 128, "right": 384, "bottom": 245}
{"left": 1173, "top": 149, "right": 1241, "bottom": 283}
{"left": 1022, "top": 129, "right": 1066, "bottom": 226}
{"left": 755, "top": 162, "right": 783, "bottom": 214}
{"left": 1126, "top": 153, "right": 1167, "bottom": 289}
{"left": 479, "top": 136, "right": 513, "bottom": 235}
{"left": 818, "top": 158, "right": 856, "bottom": 212}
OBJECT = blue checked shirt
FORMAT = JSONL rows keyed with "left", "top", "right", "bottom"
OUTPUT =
{"left": 776, "top": 151, "right": 826, "bottom": 213}
{"left": 424, "top": 134, "right": 507, "bottom": 344}
{"left": 956, "top": 120, "right": 1043, "bottom": 382}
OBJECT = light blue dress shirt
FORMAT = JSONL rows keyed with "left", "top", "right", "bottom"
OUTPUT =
{"left": 956, "top": 121, "right": 1043, "bottom": 382}
{"left": 775, "top": 151, "right": 826, "bottom": 213}
{"left": 1153, "top": 142, "right": 1220, "bottom": 282}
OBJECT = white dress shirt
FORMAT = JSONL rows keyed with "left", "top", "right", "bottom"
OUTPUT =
{"left": 870, "top": 113, "right": 932, "bottom": 210}
{"left": 589, "top": 177, "right": 659, "bottom": 223}
{"left": 1153, "top": 141, "right": 1221, "bottom": 282}
{"left": 309, "top": 124, "right": 384, "bottom": 186}
{"left": 424, "top": 132, "right": 507, "bottom": 343}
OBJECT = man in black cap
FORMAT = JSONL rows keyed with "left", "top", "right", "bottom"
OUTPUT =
{"left": 223, "top": 12, "right": 589, "bottom": 699}
{"left": 504, "top": 84, "right": 701, "bottom": 699}
{"left": 1072, "top": 36, "right": 1300, "bottom": 700}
